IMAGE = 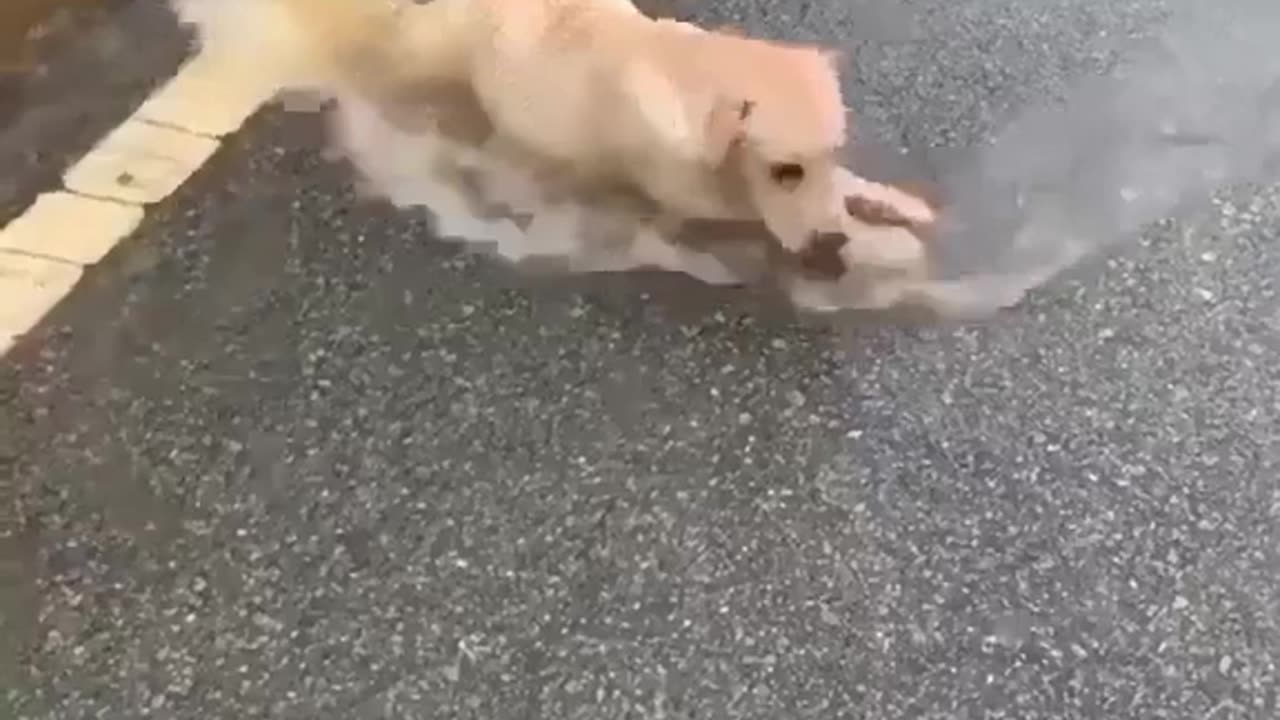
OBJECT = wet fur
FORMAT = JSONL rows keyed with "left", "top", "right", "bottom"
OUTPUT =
{"left": 172, "top": 0, "right": 849, "bottom": 261}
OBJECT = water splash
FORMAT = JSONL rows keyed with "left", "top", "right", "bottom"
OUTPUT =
{"left": 916, "top": 0, "right": 1280, "bottom": 315}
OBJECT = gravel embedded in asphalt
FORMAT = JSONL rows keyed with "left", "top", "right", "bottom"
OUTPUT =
{"left": 3, "top": 0, "right": 1279, "bottom": 718}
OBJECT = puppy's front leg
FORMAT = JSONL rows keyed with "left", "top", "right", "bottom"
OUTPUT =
{"left": 627, "top": 221, "right": 744, "bottom": 286}
{"left": 828, "top": 168, "right": 932, "bottom": 271}
{"left": 569, "top": 213, "right": 741, "bottom": 285}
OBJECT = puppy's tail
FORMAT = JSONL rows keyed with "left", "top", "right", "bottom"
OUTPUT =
{"left": 170, "top": 0, "right": 473, "bottom": 97}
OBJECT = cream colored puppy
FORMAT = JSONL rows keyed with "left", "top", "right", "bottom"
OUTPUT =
{"left": 172, "top": 0, "right": 848, "bottom": 263}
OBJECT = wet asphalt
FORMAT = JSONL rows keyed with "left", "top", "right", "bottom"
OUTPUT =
{"left": 3, "top": 0, "right": 1279, "bottom": 718}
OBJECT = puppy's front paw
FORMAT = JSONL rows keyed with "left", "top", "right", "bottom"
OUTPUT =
{"left": 828, "top": 167, "right": 936, "bottom": 273}
{"left": 833, "top": 169, "right": 938, "bottom": 227}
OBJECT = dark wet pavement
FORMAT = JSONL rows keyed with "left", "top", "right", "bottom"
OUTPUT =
{"left": 0, "top": 0, "right": 187, "bottom": 227}
{"left": 3, "top": 1, "right": 1280, "bottom": 718}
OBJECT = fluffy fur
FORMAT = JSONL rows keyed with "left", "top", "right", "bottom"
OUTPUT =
{"left": 172, "top": 0, "right": 850, "bottom": 257}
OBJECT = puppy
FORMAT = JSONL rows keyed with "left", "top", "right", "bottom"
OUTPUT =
{"left": 171, "top": 0, "right": 848, "bottom": 263}
{"left": 330, "top": 83, "right": 938, "bottom": 295}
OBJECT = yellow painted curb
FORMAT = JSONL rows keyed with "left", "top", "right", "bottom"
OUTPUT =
{"left": 135, "top": 52, "right": 281, "bottom": 138}
{"left": 1, "top": 47, "right": 277, "bottom": 358}
{"left": 0, "top": 251, "right": 83, "bottom": 356}
{"left": 0, "top": 191, "right": 145, "bottom": 266}
{"left": 62, "top": 118, "right": 221, "bottom": 205}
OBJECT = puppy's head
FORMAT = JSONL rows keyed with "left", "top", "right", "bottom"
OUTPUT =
{"left": 694, "top": 34, "right": 848, "bottom": 253}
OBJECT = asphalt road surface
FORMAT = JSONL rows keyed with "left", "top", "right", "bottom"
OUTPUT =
{"left": 4, "top": 0, "right": 1280, "bottom": 718}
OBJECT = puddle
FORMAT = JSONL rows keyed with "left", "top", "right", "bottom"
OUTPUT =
{"left": 919, "top": 0, "right": 1280, "bottom": 314}
{"left": 0, "top": 0, "right": 132, "bottom": 113}
{"left": 0, "top": 0, "right": 75, "bottom": 72}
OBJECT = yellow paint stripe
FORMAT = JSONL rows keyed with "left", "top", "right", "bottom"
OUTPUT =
{"left": 0, "top": 49, "right": 278, "bottom": 356}
{"left": 0, "top": 191, "right": 145, "bottom": 265}
{"left": 62, "top": 119, "right": 221, "bottom": 204}
{"left": 135, "top": 52, "right": 280, "bottom": 138}
{"left": 0, "top": 251, "right": 83, "bottom": 357}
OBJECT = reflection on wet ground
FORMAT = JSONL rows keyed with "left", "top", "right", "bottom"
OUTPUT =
{"left": 0, "top": 0, "right": 124, "bottom": 115}
{"left": 0, "top": 0, "right": 186, "bottom": 226}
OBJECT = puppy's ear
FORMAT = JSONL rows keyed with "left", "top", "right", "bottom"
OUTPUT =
{"left": 700, "top": 97, "right": 752, "bottom": 165}
{"left": 625, "top": 63, "right": 752, "bottom": 166}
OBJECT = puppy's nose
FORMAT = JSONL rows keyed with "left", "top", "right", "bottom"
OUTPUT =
{"left": 795, "top": 231, "right": 849, "bottom": 279}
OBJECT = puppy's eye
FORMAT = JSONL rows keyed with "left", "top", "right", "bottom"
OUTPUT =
{"left": 769, "top": 163, "right": 805, "bottom": 189}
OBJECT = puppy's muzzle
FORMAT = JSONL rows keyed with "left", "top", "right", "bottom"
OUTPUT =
{"left": 794, "top": 231, "right": 850, "bottom": 279}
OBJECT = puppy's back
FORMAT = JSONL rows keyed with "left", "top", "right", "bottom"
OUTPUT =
{"left": 171, "top": 0, "right": 472, "bottom": 97}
